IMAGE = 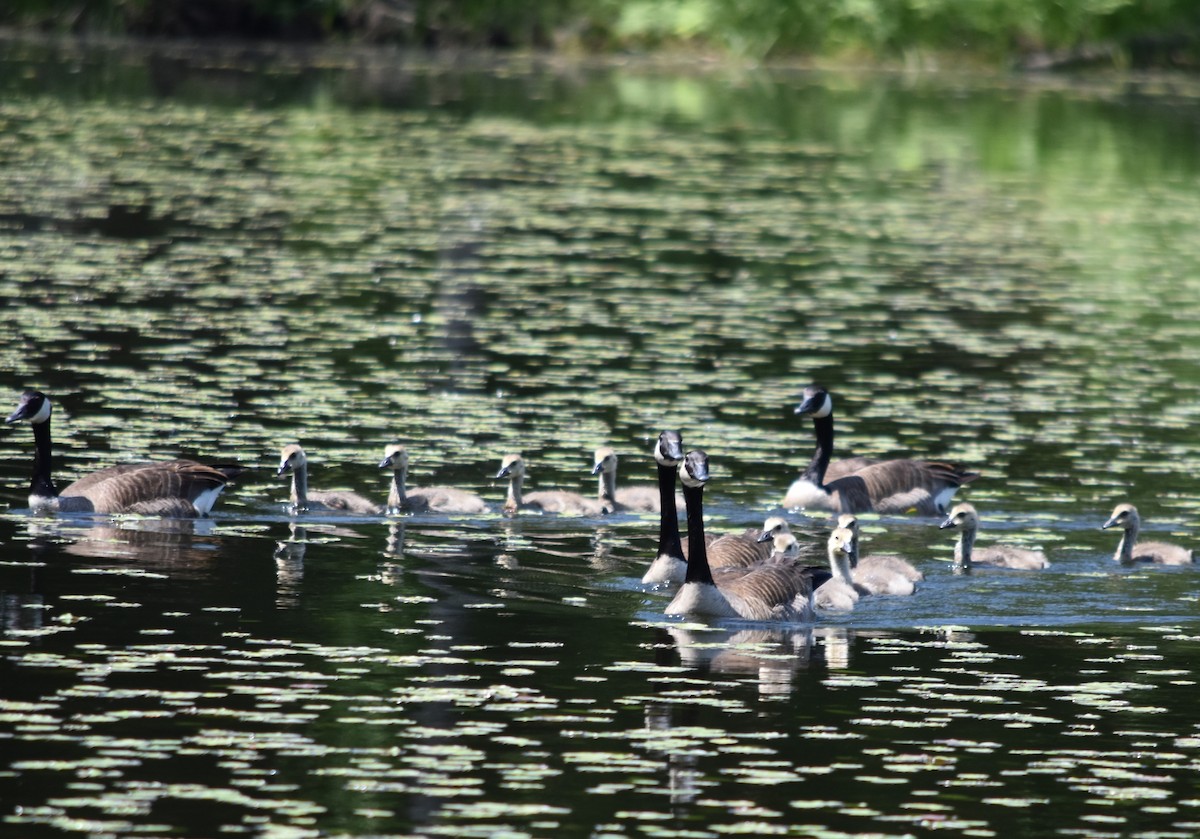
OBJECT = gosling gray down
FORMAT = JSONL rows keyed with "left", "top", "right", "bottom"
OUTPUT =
{"left": 939, "top": 503, "right": 1049, "bottom": 570}
{"left": 665, "top": 450, "right": 814, "bottom": 623}
{"left": 6, "top": 390, "right": 240, "bottom": 517}
{"left": 379, "top": 443, "right": 489, "bottom": 514}
{"left": 495, "top": 453, "right": 609, "bottom": 516}
{"left": 593, "top": 445, "right": 682, "bottom": 513}
{"left": 783, "top": 385, "right": 978, "bottom": 515}
{"left": 1102, "top": 503, "right": 1193, "bottom": 565}
{"left": 278, "top": 444, "right": 382, "bottom": 515}
{"left": 836, "top": 513, "right": 922, "bottom": 595}
{"left": 812, "top": 527, "right": 861, "bottom": 611}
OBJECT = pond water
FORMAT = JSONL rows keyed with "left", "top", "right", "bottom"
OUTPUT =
{"left": 2, "top": 37, "right": 1200, "bottom": 837}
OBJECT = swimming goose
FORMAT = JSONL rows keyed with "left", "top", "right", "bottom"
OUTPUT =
{"left": 812, "top": 527, "right": 861, "bottom": 611}
{"left": 783, "top": 385, "right": 978, "bottom": 515}
{"left": 665, "top": 450, "right": 814, "bottom": 622}
{"left": 836, "top": 513, "right": 922, "bottom": 594}
{"left": 278, "top": 444, "right": 382, "bottom": 515}
{"left": 1101, "top": 503, "right": 1192, "bottom": 565}
{"left": 592, "top": 446, "right": 664, "bottom": 513}
{"left": 495, "top": 453, "right": 609, "bottom": 516}
{"left": 5, "top": 390, "right": 239, "bottom": 517}
{"left": 939, "top": 503, "right": 1049, "bottom": 570}
{"left": 642, "top": 431, "right": 693, "bottom": 585}
{"left": 379, "top": 444, "right": 489, "bottom": 514}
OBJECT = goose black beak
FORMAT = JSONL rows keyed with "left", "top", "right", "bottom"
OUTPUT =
{"left": 755, "top": 531, "right": 773, "bottom": 543}
{"left": 794, "top": 395, "right": 822, "bottom": 415}
{"left": 591, "top": 462, "right": 603, "bottom": 476}
{"left": 495, "top": 466, "right": 511, "bottom": 480}
{"left": 379, "top": 456, "right": 394, "bottom": 470}
{"left": 276, "top": 464, "right": 290, "bottom": 478}
{"left": 938, "top": 517, "right": 956, "bottom": 530}
{"left": 1101, "top": 518, "right": 1117, "bottom": 530}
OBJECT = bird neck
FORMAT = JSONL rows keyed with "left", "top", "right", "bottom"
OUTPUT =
{"left": 388, "top": 464, "right": 408, "bottom": 510}
{"left": 681, "top": 482, "right": 714, "bottom": 586}
{"left": 1114, "top": 523, "right": 1137, "bottom": 562}
{"left": 597, "top": 467, "right": 617, "bottom": 506}
{"left": 290, "top": 464, "right": 309, "bottom": 509}
{"left": 801, "top": 413, "right": 834, "bottom": 487}
{"left": 954, "top": 528, "right": 976, "bottom": 569}
{"left": 655, "top": 461, "right": 684, "bottom": 561}
{"left": 504, "top": 471, "right": 523, "bottom": 513}
{"left": 30, "top": 418, "right": 58, "bottom": 499}
{"left": 830, "top": 547, "right": 854, "bottom": 584}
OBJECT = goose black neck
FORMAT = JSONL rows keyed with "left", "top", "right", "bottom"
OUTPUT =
{"left": 800, "top": 413, "right": 834, "bottom": 487}
{"left": 655, "top": 461, "right": 684, "bottom": 561}
{"left": 681, "top": 481, "right": 714, "bottom": 586}
{"left": 30, "top": 418, "right": 58, "bottom": 499}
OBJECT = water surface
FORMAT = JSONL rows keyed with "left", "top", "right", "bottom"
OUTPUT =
{"left": 2, "top": 39, "right": 1200, "bottom": 838}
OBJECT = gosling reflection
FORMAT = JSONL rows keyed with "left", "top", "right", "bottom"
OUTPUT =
{"left": 274, "top": 522, "right": 308, "bottom": 607}
{"left": 665, "top": 624, "right": 814, "bottom": 698}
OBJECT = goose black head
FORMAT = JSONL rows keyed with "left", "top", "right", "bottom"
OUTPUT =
{"left": 679, "top": 450, "right": 710, "bottom": 489}
{"left": 794, "top": 385, "right": 833, "bottom": 418}
{"left": 7, "top": 390, "right": 51, "bottom": 425}
{"left": 655, "top": 430, "right": 685, "bottom": 466}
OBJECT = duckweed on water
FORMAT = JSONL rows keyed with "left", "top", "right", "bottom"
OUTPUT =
{"left": 4, "top": 43, "right": 1200, "bottom": 838}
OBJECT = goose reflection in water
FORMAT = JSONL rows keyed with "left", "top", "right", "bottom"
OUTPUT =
{"left": 664, "top": 624, "right": 815, "bottom": 698}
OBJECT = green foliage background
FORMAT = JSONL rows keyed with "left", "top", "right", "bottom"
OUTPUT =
{"left": 2, "top": 0, "right": 1199, "bottom": 63}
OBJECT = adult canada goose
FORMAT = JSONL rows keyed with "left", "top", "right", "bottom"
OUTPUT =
{"left": 378, "top": 444, "right": 489, "bottom": 514}
{"left": 939, "top": 503, "right": 1049, "bottom": 570}
{"left": 1101, "top": 503, "right": 1193, "bottom": 565}
{"left": 665, "top": 450, "right": 814, "bottom": 622}
{"left": 837, "top": 513, "right": 922, "bottom": 594}
{"left": 278, "top": 444, "right": 382, "bottom": 515}
{"left": 783, "top": 385, "right": 978, "bottom": 515}
{"left": 642, "top": 431, "right": 694, "bottom": 585}
{"left": 592, "top": 446, "right": 665, "bottom": 513}
{"left": 5, "top": 390, "right": 240, "bottom": 517}
{"left": 641, "top": 433, "right": 781, "bottom": 586}
{"left": 495, "top": 453, "right": 609, "bottom": 516}
{"left": 813, "top": 527, "right": 861, "bottom": 611}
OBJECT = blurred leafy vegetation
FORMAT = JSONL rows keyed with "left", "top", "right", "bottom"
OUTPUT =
{"left": 1, "top": 0, "right": 1199, "bottom": 65}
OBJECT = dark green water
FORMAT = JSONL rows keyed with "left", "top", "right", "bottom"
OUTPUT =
{"left": 2, "top": 38, "right": 1200, "bottom": 837}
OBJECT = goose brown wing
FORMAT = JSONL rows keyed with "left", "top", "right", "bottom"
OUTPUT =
{"left": 827, "top": 459, "right": 977, "bottom": 514}
{"left": 707, "top": 532, "right": 772, "bottom": 570}
{"left": 714, "top": 561, "right": 812, "bottom": 621}
{"left": 61, "top": 460, "right": 230, "bottom": 514}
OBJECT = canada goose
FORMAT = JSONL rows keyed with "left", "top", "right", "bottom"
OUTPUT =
{"left": 939, "top": 503, "right": 1049, "bottom": 570}
{"left": 592, "top": 446, "right": 665, "bottom": 513}
{"left": 813, "top": 527, "right": 861, "bottom": 611}
{"left": 495, "top": 453, "right": 609, "bottom": 516}
{"left": 642, "top": 430, "right": 692, "bottom": 585}
{"left": 665, "top": 450, "right": 814, "bottom": 622}
{"left": 277, "top": 444, "right": 382, "bottom": 515}
{"left": 5, "top": 390, "right": 239, "bottom": 517}
{"left": 378, "top": 444, "right": 489, "bottom": 514}
{"left": 783, "top": 385, "right": 978, "bottom": 515}
{"left": 836, "top": 513, "right": 922, "bottom": 594}
{"left": 1101, "top": 503, "right": 1193, "bottom": 566}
